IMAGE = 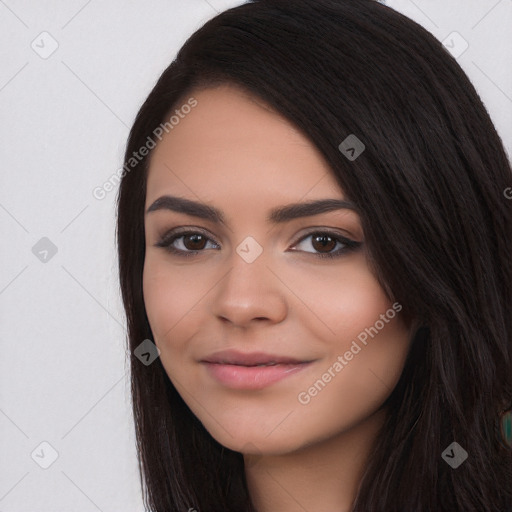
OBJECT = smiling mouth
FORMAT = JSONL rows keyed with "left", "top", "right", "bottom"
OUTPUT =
{"left": 209, "top": 361, "right": 303, "bottom": 367}
{"left": 201, "top": 349, "right": 313, "bottom": 366}
{"left": 201, "top": 360, "right": 315, "bottom": 390}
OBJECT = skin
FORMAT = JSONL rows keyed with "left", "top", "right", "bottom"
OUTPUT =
{"left": 143, "top": 83, "right": 415, "bottom": 512}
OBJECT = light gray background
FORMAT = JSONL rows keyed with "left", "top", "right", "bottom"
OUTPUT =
{"left": 1, "top": 1, "right": 510, "bottom": 510}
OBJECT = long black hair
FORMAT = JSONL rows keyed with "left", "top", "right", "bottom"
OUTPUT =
{"left": 115, "top": 0, "right": 512, "bottom": 510}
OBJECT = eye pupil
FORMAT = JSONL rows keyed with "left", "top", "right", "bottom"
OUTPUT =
{"left": 184, "top": 234, "right": 207, "bottom": 250}
{"left": 312, "top": 234, "right": 336, "bottom": 252}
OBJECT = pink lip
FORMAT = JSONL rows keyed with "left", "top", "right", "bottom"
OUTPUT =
{"left": 201, "top": 349, "right": 310, "bottom": 366}
{"left": 202, "top": 361, "right": 314, "bottom": 390}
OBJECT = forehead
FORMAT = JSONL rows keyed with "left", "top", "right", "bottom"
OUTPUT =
{"left": 145, "top": 84, "right": 344, "bottom": 206}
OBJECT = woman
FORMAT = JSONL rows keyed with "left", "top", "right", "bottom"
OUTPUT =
{"left": 116, "top": 0, "right": 512, "bottom": 510}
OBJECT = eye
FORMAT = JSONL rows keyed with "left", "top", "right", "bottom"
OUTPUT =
{"left": 155, "top": 229, "right": 220, "bottom": 257}
{"left": 289, "top": 230, "right": 362, "bottom": 259}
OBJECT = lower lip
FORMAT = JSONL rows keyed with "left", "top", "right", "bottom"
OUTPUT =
{"left": 202, "top": 361, "right": 314, "bottom": 390}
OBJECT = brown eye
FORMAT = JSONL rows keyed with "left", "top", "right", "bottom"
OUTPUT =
{"left": 290, "top": 230, "right": 362, "bottom": 259}
{"left": 311, "top": 234, "right": 337, "bottom": 253}
{"left": 183, "top": 233, "right": 208, "bottom": 250}
{"left": 155, "top": 230, "right": 220, "bottom": 256}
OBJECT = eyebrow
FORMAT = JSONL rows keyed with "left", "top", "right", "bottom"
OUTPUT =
{"left": 145, "top": 195, "right": 358, "bottom": 224}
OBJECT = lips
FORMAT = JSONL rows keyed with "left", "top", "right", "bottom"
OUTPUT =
{"left": 200, "top": 349, "right": 312, "bottom": 366}
{"left": 200, "top": 349, "right": 316, "bottom": 390}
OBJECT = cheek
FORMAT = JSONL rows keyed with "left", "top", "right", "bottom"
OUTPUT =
{"left": 297, "top": 316, "right": 410, "bottom": 431}
{"left": 289, "top": 303, "right": 410, "bottom": 447}
{"left": 142, "top": 257, "right": 209, "bottom": 398}
{"left": 285, "top": 253, "right": 395, "bottom": 343}
{"left": 142, "top": 256, "right": 205, "bottom": 347}
{"left": 289, "top": 256, "right": 410, "bottom": 415}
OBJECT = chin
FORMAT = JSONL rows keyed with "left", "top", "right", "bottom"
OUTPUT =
{"left": 202, "top": 418, "right": 313, "bottom": 456}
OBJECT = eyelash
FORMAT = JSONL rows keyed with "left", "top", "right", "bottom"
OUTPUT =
{"left": 154, "top": 228, "right": 362, "bottom": 259}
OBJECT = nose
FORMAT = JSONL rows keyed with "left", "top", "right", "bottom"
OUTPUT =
{"left": 210, "top": 247, "right": 288, "bottom": 328}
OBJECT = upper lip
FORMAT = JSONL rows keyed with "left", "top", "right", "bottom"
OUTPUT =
{"left": 201, "top": 349, "right": 313, "bottom": 366}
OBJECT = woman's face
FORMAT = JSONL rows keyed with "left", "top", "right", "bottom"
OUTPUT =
{"left": 143, "top": 83, "right": 413, "bottom": 455}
